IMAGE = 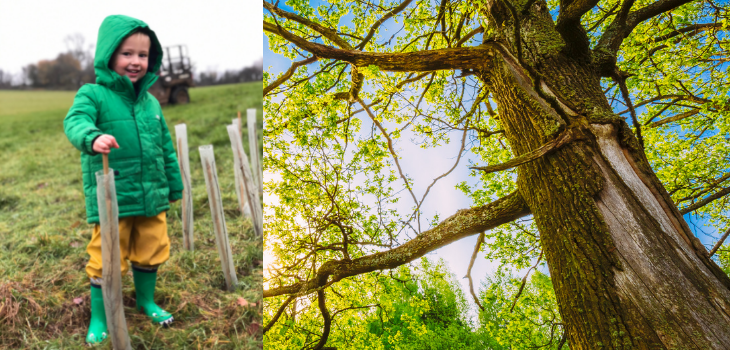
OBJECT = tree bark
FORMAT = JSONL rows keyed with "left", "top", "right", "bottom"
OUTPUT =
{"left": 478, "top": 3, "right": 730, "bottom": 347}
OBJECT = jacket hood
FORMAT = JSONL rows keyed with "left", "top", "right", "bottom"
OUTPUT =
{"left": 94, "top": 15, "right": 163, "bottom": 100}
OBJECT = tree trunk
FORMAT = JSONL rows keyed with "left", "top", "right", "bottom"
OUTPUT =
{"left": 477, "top": 3, "right": 730, "bottom": 348}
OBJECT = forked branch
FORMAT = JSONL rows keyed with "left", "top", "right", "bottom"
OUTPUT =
{"left": 596, "top": 0, "right": 697, "bottom": 57}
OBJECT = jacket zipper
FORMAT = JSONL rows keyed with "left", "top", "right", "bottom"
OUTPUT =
{"left": 132, "top": 108, "right": 149, "bottom": 215}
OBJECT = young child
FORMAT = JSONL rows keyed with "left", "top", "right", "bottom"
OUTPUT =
{"left": 64, "top": 15, "right": 183, "bottom": 344}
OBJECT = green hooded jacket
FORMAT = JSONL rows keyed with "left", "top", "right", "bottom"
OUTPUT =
{"left": 64, "top": 15, "right": 183, "bottom": 224}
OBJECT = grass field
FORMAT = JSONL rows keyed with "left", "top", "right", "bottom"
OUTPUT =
{"left": 0, "top": 83, "right": 263, "bottom": 349}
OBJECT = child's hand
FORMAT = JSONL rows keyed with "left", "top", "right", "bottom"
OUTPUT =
{"left": 93, "top": 135, "right": 120, "bottom": 154}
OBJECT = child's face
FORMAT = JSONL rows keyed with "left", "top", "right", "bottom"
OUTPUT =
{"left": 110, "top": 33, "right": 151, "bottom": 83}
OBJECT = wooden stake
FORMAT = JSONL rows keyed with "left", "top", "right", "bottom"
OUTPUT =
{"left": 199, "top": 145, "right": 238, "bottom": 291}
{"left": 246, "top": 108, "right": 262, "bottom": 195}
{"left": 98, "top": 154, "right": 132, "bottom": 350}
{"left": 227, "top": 125, "right": 263, "bottom": 237}
{"left": 237, "top": 111, "right": 243, "bottom": 137}
{"left": 230, "top": 120, "right": 251, "bottom": 219}
{"left": 175, "top": 124, "right": 194, "bottom": 251}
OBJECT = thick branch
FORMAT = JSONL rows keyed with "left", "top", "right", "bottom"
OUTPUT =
{"left": 264, "top": 191, "right": 531, "bottom": 298}
{"left": 456, "top": 26, "right": 484, "bottom": 47}
{"left": 312, "top": 290, "right": 331, "bottom": 350}
{"left": 264, "top": 56, "right": 318, "bottom": 97}
{"left": 646, "top": 109, "right": 699, "bottom": 128}
{"left": 594, "top": 0, "right": 696, "bottom": 73}
{"left": 471, "top": 126, "right": 585, "bottom": 174}
{"left": 263, "top": 295, "right": 295, "bottom": 334}
{"left": 628, "top": 0, "right": 698, "bottom": 29}
{"left": 264, "top": 1, "right": 353, "bottom": 49}
{"left": 265, "top": 21, "right": 494, "bottom": 72}
{"left": 333, "top": 66, "right": 364, "bottom": 101}
{"left": 558, "top": 0, "right": 601, "bottom": 25}
{"left": 556, "top": 0, "right": 600, "bottom": 55}
{"left": 652, "top": 23, "right": 723, "bottom": 43}
{"left": 679, "top": 187, "right": 730, "bottom": 215}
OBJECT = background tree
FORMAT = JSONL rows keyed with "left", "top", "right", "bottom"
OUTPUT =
{"left": 480, "top": 269, "right": 565, "bottom": 349}
{"left": 265, "top": 258, "right": 488, "bottom": 349}
{"left": 22, "top": 34, "right": 96, "bottom": 90}
{"left": 264, "top": 0, "right": 730, "bottom": 348}
{"left": 24, "top": 54, "right": 85, "bottom": 89}
{"left": 63, "top": 33, "right": 96, "bottom": 86}
{"left": 0, "top": 69, "right": 13, "bottom": 89}
{"left": 194, "top": 58, "right": 264, "bottom": 86}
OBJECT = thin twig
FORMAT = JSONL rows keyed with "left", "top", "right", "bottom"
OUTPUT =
{"left": 465, "top": 232, "right": 485, "bottom": 311}
{"left": 408, "top": 119, "right": 470, "bottom": 228}
{"left": 709, "top": 227, "right": 730, "bottom": 257}
{"left": 510, "top": 249, "right": 543, "bottom": 312}
{"left": 357, "top": 97, "right": 421, "bottom": 231}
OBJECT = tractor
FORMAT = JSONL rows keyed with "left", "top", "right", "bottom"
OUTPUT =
{"left": 149, "top": 45, "right": 194, "bottom": 106}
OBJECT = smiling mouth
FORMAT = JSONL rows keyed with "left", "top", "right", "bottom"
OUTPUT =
{"left": 126, "top": 69, "right": 141, "bottom": 75}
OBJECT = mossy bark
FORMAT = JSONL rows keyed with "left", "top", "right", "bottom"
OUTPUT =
{"left": 477, "top": 2, "right": 730, "bottom": 347}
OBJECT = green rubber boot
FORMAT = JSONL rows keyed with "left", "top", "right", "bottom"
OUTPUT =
{"left": 132, "top": 267, "right": 174, "bottom": 326}
{"left": 86, "top": 283, "right": 109, "bottom": 345}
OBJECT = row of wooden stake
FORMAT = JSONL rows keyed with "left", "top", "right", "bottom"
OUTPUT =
{"left": 176, "top": 108, "right": 263, "bottom": 291}
{"left": 95, "top": 109, "right": 263, "bottom": 349}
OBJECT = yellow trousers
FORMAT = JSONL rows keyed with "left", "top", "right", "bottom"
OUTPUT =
{"left": 86, "top": 212, "right": 170, "bottom": 279}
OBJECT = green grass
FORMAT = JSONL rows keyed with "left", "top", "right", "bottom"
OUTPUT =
{"left": 0, "top": 83, "right": 263, "bottom": 349}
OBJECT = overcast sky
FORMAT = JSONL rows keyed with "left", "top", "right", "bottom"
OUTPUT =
{"left": 0, "top": 0, "right": 262, "bottom": 81}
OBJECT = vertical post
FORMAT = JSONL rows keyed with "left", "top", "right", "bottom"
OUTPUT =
{"left": 237, "top": 111, "right": 243, "bottom": 138}
{"left": 175, "top": 124, "right": 194, "bottom": 251}
{"left": 227, "top": 125, "right": 262, "bottom": 237}
{"left": 231, "top": 118, "right": 251, "bottom": 218}
{"left": 198, "top": 145, "right": 238, "bottom": 291}
{"left": 247, "top": 108, "right": 262, "bottom": 195}
{"left": 97, "top": 154, "right": 132, "bottom": 350}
